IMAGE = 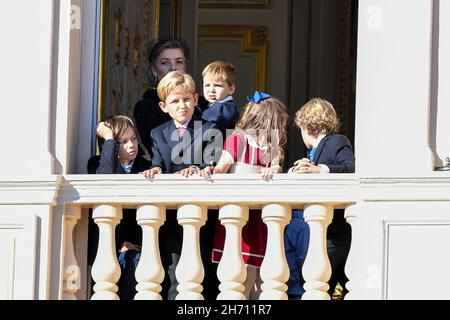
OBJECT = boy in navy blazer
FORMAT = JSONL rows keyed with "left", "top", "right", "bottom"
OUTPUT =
{"left": 285, "top": 98, "right": 355, "bottom": 299}
{"left": 143, "top": 71, "right": 221, "bottom": 179}
{"left": 142, "top": 71, "right": 222, "bottom": 300}
{"left": 201, "top": 61, "right": 239, "bottom": 137}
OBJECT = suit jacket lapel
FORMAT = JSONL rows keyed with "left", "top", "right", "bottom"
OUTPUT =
{"left": 130, "top": 158, "right": 142, "bottom": 174}
{"left": 164, "top": 120, "right": 179, "bottom": 150}
{"left": 116, "top": 165, "right": 124, "bottom": 174}
{"left": 312, "top": 135, "right": 330, "bottom": 164}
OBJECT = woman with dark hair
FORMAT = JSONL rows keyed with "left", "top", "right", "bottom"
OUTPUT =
{"left": 133, "top": 37, "right": 207, "bottom": 156}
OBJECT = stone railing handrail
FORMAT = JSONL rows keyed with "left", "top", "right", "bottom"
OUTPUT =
{"left": 58, "top": 173, "right": 359, "bottom": 207}
{"left": 57, "top": 174, "right": 359, "bottom": 300}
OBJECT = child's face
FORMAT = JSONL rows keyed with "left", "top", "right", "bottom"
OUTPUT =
{"left": 118, "top": 127, "right": 138, "bottom": 165}
{"left": 300, "top": 126, "right": 316, "bottom": 149}
{"left": 159, "top": 88, "right": 198, "bottom": 125}
{"left": 203, "top": 75, "right": 235, "bottom": 103}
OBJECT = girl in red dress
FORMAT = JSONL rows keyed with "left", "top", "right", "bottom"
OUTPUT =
{"left": 201, "top": 91, "right": 289, "bottom": 299}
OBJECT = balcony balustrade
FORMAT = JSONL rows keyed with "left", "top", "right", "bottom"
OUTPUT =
{"left": 58, "top": 174, "right": 358, "bottom": 300}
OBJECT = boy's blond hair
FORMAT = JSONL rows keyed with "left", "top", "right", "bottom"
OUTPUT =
{"left": 202, "top": 61, "right": 236, "bottom": 86}
{"left": 157, "top": 71, "right": 196, "bottom": 102}
{"left": 295, "top": 98, "right": 340, "bottom": 136}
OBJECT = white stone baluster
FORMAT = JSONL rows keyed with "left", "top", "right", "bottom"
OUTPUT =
{"left": 61, "top": 204, "right": 81, "bottom": 300}
{"left": 302, "top": 204, "right": 333, "bottom": 300}
{"left": 175, "top": 204, "right": 207, "bottom": 300}
{"left": 259, "top": 204, "right": 291, "bottom": 300}
{"left": 91, "top": 204, "right": 122, "bottom": 300}
{"left": 135, "top": 205, "right": 166, "bottom": 300}
{"left": 344, "top": 203, "right": 357, "bottom": 300}
{"left": 217, "top": 204, "right": 249, "bottom": 300}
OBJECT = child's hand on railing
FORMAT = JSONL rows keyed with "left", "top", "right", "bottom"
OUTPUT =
{"left": 293, "top": 158, "right": 320, "bottom": 174}
{"left": 141, "top": 167, "right": 162, "bottom": 180}
{"left": 259, "top": 164, "right": 281, "bottom": 181}
{"left": 176, "top": 166, "right": 200, "bottom": 177}
{"left": 199, "top": 166, "right": 215, "bottom": 182}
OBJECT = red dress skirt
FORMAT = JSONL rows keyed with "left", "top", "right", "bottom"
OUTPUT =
{"left": 211, "top": 132, "right": 271, "bottom": 268}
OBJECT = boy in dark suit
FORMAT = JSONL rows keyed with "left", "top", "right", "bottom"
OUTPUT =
{"left": 201, "top": 61, "right": 239, "bottom": 137}
{"left": 285, "top": 98, "right": 355, "bottom": 300}
{"left": 87, "top": 115, "right": 151, "bottom": 300}
{"left": 142, "top": 71, "right": 221, "bottom": 300}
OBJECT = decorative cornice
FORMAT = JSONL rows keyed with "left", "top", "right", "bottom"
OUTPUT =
{"left": 360, "top": 175, "right": 450, "bottom": 202}
{"left": 0, "top": 176, "right": 62, "bottom": 205}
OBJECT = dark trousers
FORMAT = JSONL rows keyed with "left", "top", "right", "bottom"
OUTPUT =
{"left": 284, "top": 210, "right": 351, "bottom": 299}
{"left": 117, "top": 250, "right": 140, "bottom": 300}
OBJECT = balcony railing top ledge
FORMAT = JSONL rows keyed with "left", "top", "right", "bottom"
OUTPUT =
{"left": 359, "top": 174, "right": 450, "bottom": 202}
{"left": 59, "top": 173, "right": 358, "bottom": 208}
{"left": 3, "top": 174, "right": 450, "bottom": 205}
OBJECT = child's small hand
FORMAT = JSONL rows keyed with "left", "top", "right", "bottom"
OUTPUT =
{"left": 293, "top": 158, "right": 311, "bottom": 168}
{"left": 259, "top": 166, "right": 278, "bottom": 181}
{"left": 176, "top": 166, "right": 199, "bottom": 177}
{"left": 199, "top": 166, "right": 215, "bottom": 182}
{"left": 294, "top": 161, "right": 320, "bottom": 174}
{"left": 96, "top": 121, "right": 114, "bottom": 140}
{"left": 141, "top": 167, "right": 162, "bottom": 180}
{"left": 119, "top": 241, "right": 141, "bottom": 252}
{"left": 293, "top": 158, "right": 310, "bottom": 174}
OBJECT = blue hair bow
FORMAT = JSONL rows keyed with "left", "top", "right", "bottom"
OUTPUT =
{"left": 246, "top": 91, "right": 271, "bottom": 104}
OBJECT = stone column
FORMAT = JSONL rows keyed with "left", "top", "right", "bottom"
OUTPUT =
{"left": 217, "top": 204, "right": 249, "bottom": 300}
{"left": 135, "top": 205, "right": 166, "bottom": 300}
{"left": 175, "top": 204, "right": 207, "bottom": 300}
{"left": 302, "top": 204, "right": 333, "bottom": 300}
{"left": 61, "top": 204, "right": 81, "bottom": 300}
{"left": 343, "top": 203, "right": 357, "bottom": 300}
{"left": 259, "top": 204, "right": 291, "bottom": 300}
{"left": 91, "top": 204, "right": 122, "bottom": 300}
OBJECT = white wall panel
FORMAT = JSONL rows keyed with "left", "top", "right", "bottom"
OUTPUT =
{"left": 386, "top": 224, "right": 450, "bottom": 299}
{"left": 0, "top": 214, "right": 38, "bottom": 300}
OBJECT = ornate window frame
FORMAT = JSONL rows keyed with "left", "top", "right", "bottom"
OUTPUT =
{"left": 198, "top": 25, "right": 268, "bottom": 91}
